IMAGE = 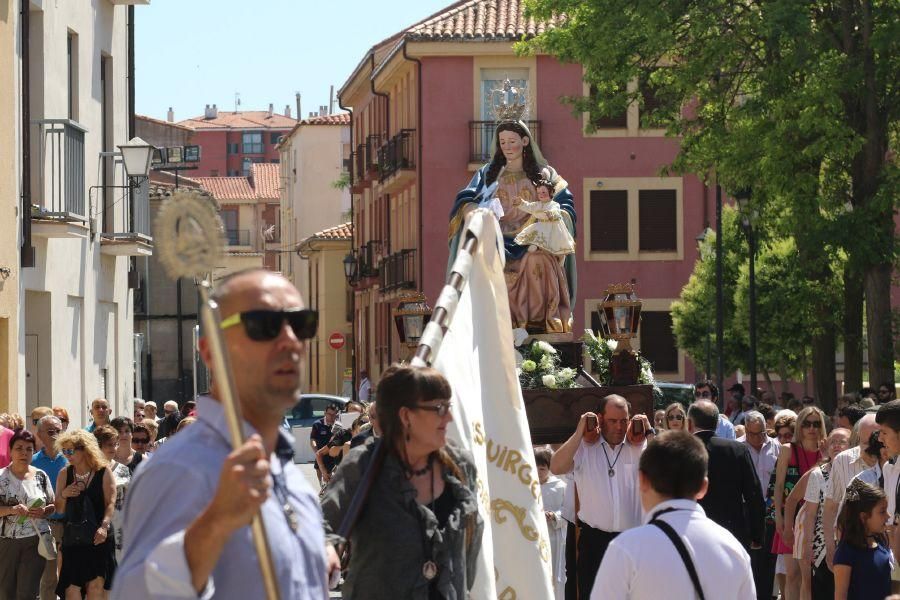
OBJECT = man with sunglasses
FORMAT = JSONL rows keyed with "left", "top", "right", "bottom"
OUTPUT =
{"left": 113, "top": 268, "right": 333, "bottom": 600}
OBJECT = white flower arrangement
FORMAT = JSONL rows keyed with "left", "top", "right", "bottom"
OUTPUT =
{"left": 518, "top": 340, "right": 580, "bottom": 390}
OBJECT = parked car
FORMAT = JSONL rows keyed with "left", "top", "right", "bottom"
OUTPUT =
{"left": 656, "top": 382, "right": 695, "bottom": 410}
{"left": 283, "top": 394, "right": 349, "bottom": 463}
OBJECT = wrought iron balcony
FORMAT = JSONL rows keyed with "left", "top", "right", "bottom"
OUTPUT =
{"left": 468, "top": 120, "right": 541, "bottom": 164}
{"left": 225, "top": 229, "right": 251, "bottom": 246}
{"left": 99, "top": 177, "right": 153, "bottom": 256}
{"left": 31, "top": 119, "right": 87, "bottom": 223}
{"left": 357, "top": 240, "right": 381, "bottom": 279}
{"left": 378, "top": 129, "right": 416, "bottom": 182}
{"left": 379, "top": 249, "right": 417, "bottom": 293}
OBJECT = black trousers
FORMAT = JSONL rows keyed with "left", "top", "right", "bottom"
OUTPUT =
{"left": 565, "top": 521, "right": 577, "bottom": 600}
{"left": 750, "top": 521, "right": 777, "bottom": 600}
{"left": 577, "top": 523, "right": 619, "bottom": 599}
{"left": 811, "top": 564, "right": 834, "bottom": 600}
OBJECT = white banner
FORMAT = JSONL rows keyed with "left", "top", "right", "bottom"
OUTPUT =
{"left": 435, "top": 211, "right": 555, "bottom": 600}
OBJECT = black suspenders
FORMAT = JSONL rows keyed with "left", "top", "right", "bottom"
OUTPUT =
{"left": 650, "top": 507, "right": 706, "bottom": 600}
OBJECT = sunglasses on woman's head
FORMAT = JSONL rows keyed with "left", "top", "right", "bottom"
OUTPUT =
{"left": 220, "top": 308, "right": 318, "bottom": 341}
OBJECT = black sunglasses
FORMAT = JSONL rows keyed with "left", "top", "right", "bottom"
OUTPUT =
{"left": 220, "top": 309, "right": 318, "bottom": 341}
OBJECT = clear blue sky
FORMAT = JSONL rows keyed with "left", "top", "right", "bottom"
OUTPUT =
{"left": 135, "top": 0, "right": 451, "bottom": 122}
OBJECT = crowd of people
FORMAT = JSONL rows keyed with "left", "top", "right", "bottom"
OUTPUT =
{"left": 1, "top": 266, "right": 898, "bottom": 600}
{"left": 0, "top": 397, "right": 197, "bottom": 598}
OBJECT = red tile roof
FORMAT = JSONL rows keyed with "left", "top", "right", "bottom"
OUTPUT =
{"left": 251, "top": 163, "right": 281, "bottom": 199}
{"left": 406, "top": 0, "right": 559, "bottom": 40}
{"left": 194, "top": 164, "right": 281, "bottom": 201}
{"left": 193, "top": 176, "right": 256, "bottom": 201}
{"left": 299, "top": 113, "right": 351, "bottom": 126}
{"left": 136, "top": 114, "right": 195, "bottom": 132}
{"left": 299, "top": 223, "right": 353, "bottom": 248}
{"left": 178, "top": 110, "right": 297, "bottom": 131}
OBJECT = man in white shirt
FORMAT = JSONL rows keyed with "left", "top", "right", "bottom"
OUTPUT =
{"left": 876, "top": 400, "right": 900, "bottom": 590}
{"left": 823, "top": 413, "right": 878, "bottom": 569}
{"left": 737, "top": 410, "right": 780, "bottom": 598}
{"left": 592, "top": 430, "right": 756, "bottom": 600}
{"left": 550, "top": 395, "right": 652, "bottom": 598}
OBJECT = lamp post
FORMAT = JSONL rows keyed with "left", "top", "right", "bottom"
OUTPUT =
{"left": 735, "top": 188, "right": 757, "bottom": 397}
{"left": 343, "top": 250, "right": 358, "bottom": 401}
{"left": 597, "top": 283, "right": 643, "bottom": 385}
{"left": 393, "top": 293, "right": 432, "bottom": 360}
{"left": 118, "top": 137, "right": 154, "bottom": 180}
{"left": 343, "top": 250, "right": 358, "bottom": 284}
{"left": 696, "top": 228, "right": 714, "bottom": 379}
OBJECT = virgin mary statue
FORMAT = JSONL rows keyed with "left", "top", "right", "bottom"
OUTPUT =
{"left": 448, "top": 120, "right": 576, "bottom": 334}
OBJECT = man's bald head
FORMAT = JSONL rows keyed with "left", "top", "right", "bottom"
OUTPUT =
{"left": 688, "top": 400, "right": 720, "bottom": 431}
{"left": 598, "top": 394, "right": 629, "bottom": 417}
{"left": 211, "top": 268, "right": 303, "bottom": 318}
{"left": 856, "top": 413, "right": 879, "bottom": 450}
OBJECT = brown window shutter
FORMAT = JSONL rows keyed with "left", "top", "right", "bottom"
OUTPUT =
{"left": 640, "top": 311, "right": 679, "bottom": 373}
{"left": 590, "top": 190, "right": 628, "bottom": 252}
{"left": 638, "top": 189, "right": 677, "bottom": 251}
{"left": 588, "top": 84, "right": 628, "bottom": 129}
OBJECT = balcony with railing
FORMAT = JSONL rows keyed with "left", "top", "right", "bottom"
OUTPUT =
{"left": 379, "top": 249, "right": 417, "bottom": 293}
{"left": 468, "top": 120, "right": 541, "bottom": 165}
{"left": 356, "top": 240, "right": 381, "bottom": 281}
{"left": 225, "top": 229, "right": 251, "bottom": 247}
{"left": 99, "top": 177, "right": 153, "bottom": 256}
{"left": 30, "top": 119, "right": 88, "bottom": 238}
{"left": 378, "top": 129, "right": 416, "bottom": 190}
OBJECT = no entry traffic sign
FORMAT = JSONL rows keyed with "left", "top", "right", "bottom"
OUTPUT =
{"left": 328, "top": 332, "right": 346, "bottom": 350}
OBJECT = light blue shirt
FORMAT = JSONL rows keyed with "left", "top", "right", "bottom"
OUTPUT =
{"left": 716, "top": 414, "right": 736, "bottom": 439}
{"left": 111, "top": 396, "right": 328, "bottom": 599}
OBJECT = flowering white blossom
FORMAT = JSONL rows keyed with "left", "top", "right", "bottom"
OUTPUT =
{"left": 542, "top": 374, "right": 557, "bottom": 388}
{"left": 557, "top": 367, "right": 576, "bottom": 382}
{"left": 539, "top": 354, "right": 553, "bottom": 370}
{"left": 606, "top": 338, "right": 618, "bottom": 351}
{"left": 522, "top": 360, "right": 537, "bottom": 373}
{"left": 536, "top": 341, "right": 557, "bottom": 354}
{"left": 641, "top": 365, "right": 654, "bottom": 383}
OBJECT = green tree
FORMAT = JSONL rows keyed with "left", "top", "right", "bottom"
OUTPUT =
{"left": 522, "top": 0, "right": 898, "bottom": 404}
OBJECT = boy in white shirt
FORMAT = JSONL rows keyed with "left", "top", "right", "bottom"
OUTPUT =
{"left": 536, "top": 447, "right": 567, "bottom": 600}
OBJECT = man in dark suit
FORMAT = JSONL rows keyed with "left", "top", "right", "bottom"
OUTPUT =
{"left": 687, "top": 400, "right": 766, "bottom": 550}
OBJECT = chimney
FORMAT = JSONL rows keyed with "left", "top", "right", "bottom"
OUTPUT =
{"left": 319, "top": 105, "right": 327, "bottom": 116}
{"left": 205, "top": 104, "right": 218, "bottom": 119}
{"left": 167, "top": 107, "right": 174, "bottom": 122}
{"left": 268, "top": 103, "right": 274, "bottom": 118}
{"left": 284, "top": 105, "right": 291, "bottom": 119}
{"left": 295, "top": 93, "right": 301, "bottom": 123}
{"left": 309, "top": 111, "right": 316, "bottom": 118}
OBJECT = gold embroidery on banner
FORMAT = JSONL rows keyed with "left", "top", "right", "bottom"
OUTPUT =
{"left": 498, "top": 587, "right": 517, "bottom": 600}
{"left": 490, "top": 498, "right": 552, "bottom": 563}
{"left": 476, "top": 477, "right": 491, "bottom": 513}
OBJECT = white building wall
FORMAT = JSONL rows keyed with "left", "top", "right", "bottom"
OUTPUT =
{"left": 10, "top": 0, "right": 134, "bottom": 424}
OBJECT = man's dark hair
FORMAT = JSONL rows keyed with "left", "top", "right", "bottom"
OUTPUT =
{"left": 687, "top": 400, "right": 719, "bottom": 431}
{"left": 839, "top": 403, "right": 867, "bottom": 427}
{"left": 132, "top": 423, "right": 150, "bottom": 438}
{"left": 597, "top": 394, "right": 630, "bottom": 417}
{"left": 695, "top": 380, "right": 718, "bottom": 400}
{"left": 534, "top": 447, "right": 553, "bottom": 469}
{"left": 110, "top": 416, "right": 134, "bottom": 434}
{"left": 326, "top": 403, "right": 341, "bottom": 414}
{"left": 876, "top": 400, "right": 900, "bottom": 432}
{"left": 181, "top": 400, "right": 196, "bottom": 417}
{"left": 865, "top": 430, "right": 884, "bottom": 459}
{"left": 757, "top": 402, "right": 775, "bottom": 421}
{"left": 639, "top": 431, "right": 708, "bottom": 499}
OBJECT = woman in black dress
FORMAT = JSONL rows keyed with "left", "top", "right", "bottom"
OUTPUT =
{"left": 54, "top": 429, "right": 116, "bottom": 599}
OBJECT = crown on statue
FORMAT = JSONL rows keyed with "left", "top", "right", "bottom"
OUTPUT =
{"left": 490, "top": 78, "right": 530, "bottom": 122}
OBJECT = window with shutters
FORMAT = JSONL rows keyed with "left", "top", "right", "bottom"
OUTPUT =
{"left": 589, "top": 190, "right": 628, "bottom": 252}
{"left": 582, "top": 70, "right": 666, "bottom": 138}
{"left": 638, "top": 189, "right": 677, "bottom": 251}
{"left": 639, "top": 311, "right": 679, "bottom": 374}
{"left": 583, "top": 177, "right": 683, "bottom": 261}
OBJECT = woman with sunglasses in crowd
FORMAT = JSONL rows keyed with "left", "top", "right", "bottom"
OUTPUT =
{"left": 772, "top": 406, "right": 826, "bottom": 600}
{"left": 93, "top": 425, "right": 133, "bottom": 563}
{"left": 662, "top": 402, "right": 687, "bottom": 432}
{"left": 321, "top": 365, "right": 483, "bottom": 599}
{"left": 0, "top": 429, "right": 56, "bottom": 599}
{"left": 55, "top": 429, "right": 116, "bottom": 599}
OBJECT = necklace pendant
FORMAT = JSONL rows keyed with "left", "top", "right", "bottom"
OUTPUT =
{"left": 422, "top": 560, "right": 438, "bottom": 581}
{"left": 608, "top": 468, "right": 615, "bottom": 477}
{"left": 283, "top": 503, "right": 299, "bottom": 533}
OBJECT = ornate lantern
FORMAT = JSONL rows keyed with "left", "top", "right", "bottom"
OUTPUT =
{"left": 598, "top": 283, "right": 643, "bottom": 385}
{"left": 342, "top": 250, "right": 358, "bottom": 284}
{"left": 393, "top": 293, "right": 432, "bottom": 348}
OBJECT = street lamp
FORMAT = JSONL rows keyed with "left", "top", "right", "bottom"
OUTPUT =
{"left": 118, "top": 137, "right": 155, "bottom": 180}
{"left": 343, "top": 250, "right": 358, "bottom": 284}
{"left": 394, "top": 293, "right": 432, "bottom": 353}
{"left": 735, "top": 188, "right": 757, "bottom": 397}
{"left": 597, "top": 283, "right": 643, "bottom": 385}
{"left": 696, "top": 228, "right": 714, "bottom": 379}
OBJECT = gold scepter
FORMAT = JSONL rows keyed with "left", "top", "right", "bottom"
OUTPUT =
{"left": 155, "top": 189, "right": 280, "bottom": 600}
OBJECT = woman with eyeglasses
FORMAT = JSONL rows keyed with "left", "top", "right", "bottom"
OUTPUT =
{"left": 0, "top": 429, "right": 56, "bottom": 599}
{"left": 93, "top": 425, "right": 133, "bottom": 564}
{"left": 772, "top": 406, "right": 825, "bottom": 600}
{"left": 662, "top": 403, "right": 687, "bottom": 431}
{"left": 54, "top": 429, "right": 116, "bottom": 599}
{"left": 321, "top": 365, "right": 483, "bottom": 599}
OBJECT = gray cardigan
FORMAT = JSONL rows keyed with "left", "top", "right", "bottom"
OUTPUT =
{"left": 321, "top": 439, "right": 483, "bottom": 599}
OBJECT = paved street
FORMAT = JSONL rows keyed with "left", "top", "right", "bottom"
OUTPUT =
{"left": 296, "top": 462, "right": 342, "bottom": 599}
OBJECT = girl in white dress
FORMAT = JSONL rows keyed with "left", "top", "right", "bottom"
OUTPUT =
{"left": 514, "top": 179, "right": 576, "bottom": 257}
{"left": 536, "top": 446, "right": 568, "bottom": 600}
